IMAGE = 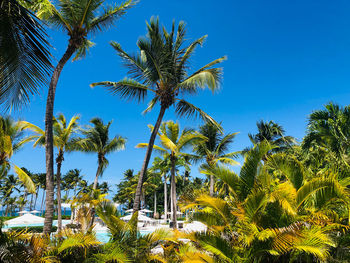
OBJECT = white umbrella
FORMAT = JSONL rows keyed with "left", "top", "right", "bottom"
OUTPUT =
{"left": 29, "top": 210, "right": 41, "bottom": 214}
{"left": 18, "top": 210, "right": 30, "bottom": 214}
{"left": 61, "top": 203, "right": 71, "bottom": 208}
{"left": 167, "top": 211, "right": 183, "bottom": 215}
{"left": 121, "top": 213, "right": 153, "bottom": 222}
{"left": 5, "top": 214, "right": 45, "bottom": 225}
{"left": 140, "top": 209, "right": 153, "bottom": 213}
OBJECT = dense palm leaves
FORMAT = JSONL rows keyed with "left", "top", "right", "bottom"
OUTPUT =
{"left": 182, "top": 142, "right": 350, "bottom": 262}
{"left": 26, "top": 0, "right": 135, "bottom": 234}
{"left": 92, "top": 18, "right": 226, "bottom": 213}
{"left": 303, "top": 102, "right": 350, "bottom": 166}
{"left": 0, "top": 0, "right": 51, "bottom": 110}
{"left": 0, "top": 117, "right": 35, "bottom": 193}
{"left": 248, "top": 120, "right": 295, "bottom": 157}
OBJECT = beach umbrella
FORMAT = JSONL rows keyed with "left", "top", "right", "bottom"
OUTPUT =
{"left": 18, "top": 210, "right": 30, "bottom": 214}
{"left": 29, "top": 210, "right": 40, "bottom": 214}
{"left": 121, "top": 213, "right": 153, "bottom": 222}
{"left": 140, "top": 208, "right": 153, "bottom": 213}
{"left": 167, "top": 211, "right": 183, "bottom": 215}
{"left": 5, "top": 214, "right": 45, "bottom": 225}
{"left": 61, "top": 203, "right": 71, "bottom": 208}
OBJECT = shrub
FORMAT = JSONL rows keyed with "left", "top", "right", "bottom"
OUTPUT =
{"left": 8, "top": 226, "right": 57, "bottom": 233}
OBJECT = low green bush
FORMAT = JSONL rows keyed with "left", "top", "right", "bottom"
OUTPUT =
{"left": 8, "top": 226, "right": 58, "bottom": 233}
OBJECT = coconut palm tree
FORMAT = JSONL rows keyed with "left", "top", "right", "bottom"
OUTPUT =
{"left": 91, "top": 18, "right": 226, "bottom": 213}
{"left": 27, "top": 0, "right": 135, "bottom": 234}
{"left": 74, "top": 118, "right": 126, "bottom": 225}
{"left": 303, "top": 102, "right": 350, "bottom": 166}
{"left": 137, "top": 120, "right": 205, "bottom": 228}
{"left": 25, "top": 113, "right": 80, "bottom": 231}
{"left": 0, "top": 0, "right": 51, "bottom": 110}
{"left": 0, "top": 116, "right": 35, "bottom": 193}
{"left": 248, "top": 120, "right": 295, "bottom": 158}
{"left": 193, "top": 122, "right": 239, "bottom": 196}
{"left": 74, "top": 118, "right": 126, "bottom": 191}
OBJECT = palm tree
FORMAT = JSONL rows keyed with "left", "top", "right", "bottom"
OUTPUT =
{"left": 137, "top": 120, "right": 204, "bottom": 228}
{"left": 26, "top": 113, "right": 80, "bottom": 232}
{"left": 248, "top": 120, "right": 295, "bottom": 157}
{"left": 182, "top": 142, "right": 346, "bottom": 262}
{"left": 0, "top": 0, "right": 51, "bottom": 110}
{"left": 27, "top": 0, "right": 135, "bottom": 234}
{"left": 0, "top": 116, "right": 35, "bottom": 193}
{"left": 74, "top": 118, "right": 126, "bottom": 225}
{"left": 74, "top": 118, "right": 126, "bottom": 190}
{"left": 91, "top": 18, "right": 226, "bottom": 213}
{"left": 303, "top": 102, "right": 350, "bottom": 166}
{"left": 193, "top": 122, "right": 239, "bottom": 196}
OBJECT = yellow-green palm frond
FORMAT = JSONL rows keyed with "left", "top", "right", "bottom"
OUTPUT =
{"left": 13, "top": 165, "right": 35, "bottom": 193}
{"left": 57, "top": 232, "right": 101, "bottom": 257}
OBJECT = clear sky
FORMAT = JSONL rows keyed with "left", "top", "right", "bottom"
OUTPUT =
{"left": 10, "top": 0, "right": 350, "bottom": 196}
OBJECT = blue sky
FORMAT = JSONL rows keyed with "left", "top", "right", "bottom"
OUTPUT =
{"left": 11, "top": 0, "right": 350, "bottom": 196}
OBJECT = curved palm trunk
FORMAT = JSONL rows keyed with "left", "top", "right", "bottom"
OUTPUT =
{"left": 133, "top": 106, "right": 166, "bottom": 213}
{"left": 170, "top": 154, "right": 177, "bottom": 229}
{"left": 89, "top": 161, "right": 102, "bottom": 229}
{"left": 56, "top": 149, "right": 64, "bottom": 233}
{"left": 163, "top": 173, "right": 167, "bottom": 223}
{"left": 44, "top": 44, "right": 76, "bottom": 235}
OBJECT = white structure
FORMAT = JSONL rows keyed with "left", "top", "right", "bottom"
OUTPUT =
{"left": 5, "top": 214, "right": 45, "bottom": 225}
{"left": 121, "top": 213, "right": 153, "bottom": 222}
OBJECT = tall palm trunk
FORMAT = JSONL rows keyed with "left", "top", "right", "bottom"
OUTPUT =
{"left": 153, "top": 191, "right": 157, "bottom": 218}
{"left": 34, "top": 187, "right": 39, "bottom": 209}
{"left": 44, "top": 44, "right": 76, "bottom": 235}
{"left": 56, "top": 149, "right": 64, "bottom": 232}
{"left": 29, "top": 193, "right": 33, "bottom": 210}
{"left": 40, "top": 189, "right": 45, "bottom": 215}
{"left": 170, "top": 154, "right": 177, "bottom": 229}
{"left": 89, "top": 161, "right": 102, "bottom": 228}
{"left": 133, "top": 106, "right": 166, "bottom": 213}
{"left": 163, "top": 173, "right": 167, "bottom": 223}
{"left": 93, "top": 161, "right": 102, "bottom": 190}
{"left": 209, "top": 174, "right": 214, "bottom": 196}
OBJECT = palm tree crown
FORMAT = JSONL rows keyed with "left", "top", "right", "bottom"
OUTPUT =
{"left": 74, "top": 117, "right": 126, "bottom": 189}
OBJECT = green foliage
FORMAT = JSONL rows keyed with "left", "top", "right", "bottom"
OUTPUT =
{"left": 8, "top": 225, "right": 57, "bottom": 233}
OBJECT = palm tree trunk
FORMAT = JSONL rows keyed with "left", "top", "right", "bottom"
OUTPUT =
{"left": 29, "top": 193, "right": 33, "bottom": 210}
{"left": 56, "top": 150, "right": 64, "bottom": 233}
{"left": 34, "top": 187, "right": 39, "bottom": 209}
{"left": 44, "top": 44, "right": 76, "bottom": 235}
{"left": 154, "top": 191, "right": 157, "bottom": 218}
{"left": 163, "top": 173, "right": 167, "bottom": 223}
{"left": 133, "top": 106, "right": 166, "bottom": 213}
{"left": 89, "top": 162, "right": 102, "bottom": 229}
{"left": 171, "top": 154, "right": 177, "bottom": 229}
{"left": 209, "top": 174, "right": 215, "bottom": 196}
{"left": 93, "top": 162, "right": 102, "bottom": 190}
{"left": 40, "top": 189, "right": 45, "bottom": 215}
